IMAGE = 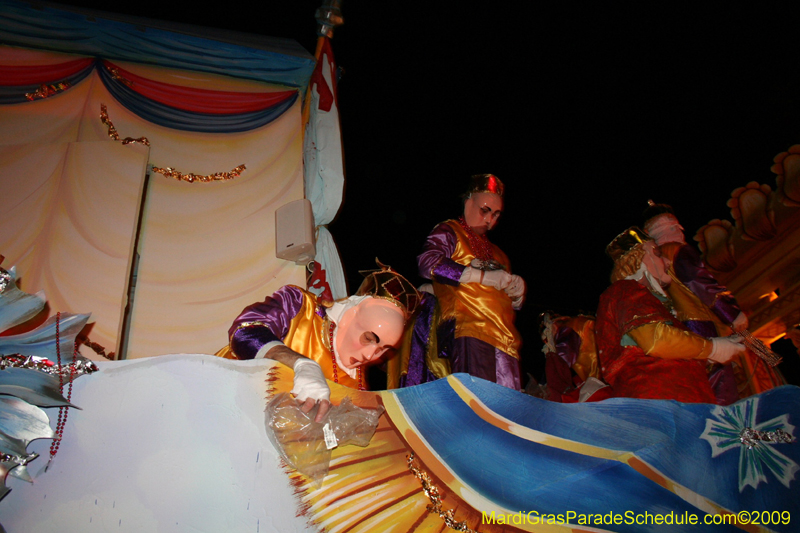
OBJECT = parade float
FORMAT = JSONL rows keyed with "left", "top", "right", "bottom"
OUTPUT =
{"left": 696, "top": 147, "right": 800, "bottom": 379}
{"left": 0, "top": 1, "right": 797, "bottom": 532}
{"left": 0, "top": 267, "right": 797, "bottom": 532}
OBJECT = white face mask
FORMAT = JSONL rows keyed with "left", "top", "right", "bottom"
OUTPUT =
{"left": 645, "top": 215, "right": 685, "bottom": 245}
{"left": 463, "top": 192, "right": 503, "bottom": 235}
{"left": 332, "top": 297, "right": 405, "bottom": 371}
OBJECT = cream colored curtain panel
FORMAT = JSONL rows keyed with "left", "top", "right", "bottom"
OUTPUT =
{"left": 0, "top": 48, "right": 305, "bottom": 359}
{"left": 0, "top": 141, "right": 148, "bottom": 353}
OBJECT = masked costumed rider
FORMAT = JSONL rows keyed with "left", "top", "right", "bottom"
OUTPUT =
{"left": 229, "top": 263, "right": 420, "bottom": 420}
{"left": 417, "top": 174, "right": 525, "bottom": 390}
{"left": 595, "top": 227, "right": 746, "bottom": 403}
{"left": 643, "top": 201, "right": 747, "bottom": 404}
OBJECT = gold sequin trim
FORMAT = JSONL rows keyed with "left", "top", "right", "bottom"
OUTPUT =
{"left": 25, "top": 82, "right": 71, "bottom": 101}
{"left": 151, "top": 164, "right": 246, "bottom": 183}
{"left": 100, "top": 104, "right": 150, "bottom": 146}
{"left": 407, "top": 453, "right": 479, "bottom": 533}
{"left": 99, "top": 104, "right": 246, "bottom": 182}
{"left": 105, "top": 65, "right": 134, "bottom": 87}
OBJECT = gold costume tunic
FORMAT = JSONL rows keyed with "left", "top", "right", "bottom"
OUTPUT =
{"left": 432, "top": 220, "right": 521, "bottom": 359}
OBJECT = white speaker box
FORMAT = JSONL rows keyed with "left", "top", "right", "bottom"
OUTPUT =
{"left": 275, "top": 199, "right": 316, "bottom": 264}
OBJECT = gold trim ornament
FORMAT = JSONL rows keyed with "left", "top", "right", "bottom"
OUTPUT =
{"left": 105, "top": 65, "right": 134, "bottom": 87}
{"left": 605, "top": 226, "right": 650, "bottom": 262}
{"left": 606, "top": 227, "right": 653, "bottom": 283}
{"left": 150, "top": 164, "right": 246, "bottom": 183}
{"left": 100, "top": 104, "right": 150, "bottom": 146}
{"left": 25, "top": 82, "right": 71, "bottom": 101}
{"left": 356, "top": 259, "right": 421, "bottom": 320}
{"left": 407, "top": 453, "right": 479, "bottom": 533}
{"left": 99, "top": 104, "right": 246, "bottom": 183}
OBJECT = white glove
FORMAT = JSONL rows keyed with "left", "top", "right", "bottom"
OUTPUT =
{"left": 459, "top": 266, "right": 482, "bottom": 284}
{"left": 504, "top": 274, "right": 526, "bottom": 309}
{"left": 731, "top": 312, "right": 749, "bottom": 332}
{"left": 417, "top": 283, "right": 435, "bottom": 295}
{"left": 708, "top": 335, "right": 746, "bottom": 364}
{"left": 504, "top": 274, "right": 525, "bottom": 298}
{"left": 482, "top": 269, "right": 512, "bottom": 290}
{"left": 291, "top": 357, "right": 331, "bottom": 403}
{"left": 459, "top": 267, "right": 512, "bottom": 289}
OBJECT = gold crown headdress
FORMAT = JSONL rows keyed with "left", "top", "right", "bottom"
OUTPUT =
{"left": 465, "top": 173, "right": 504, "bottom": 198}
{"left": 605, "top": 226, "right": 651, "bottom": 263}
{"left": 356, "top": 259, "right": 421, "bottom": 320}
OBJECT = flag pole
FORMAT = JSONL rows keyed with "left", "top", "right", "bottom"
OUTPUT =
{"left": 303, "top": 1, "right": 344, "bottom": 126}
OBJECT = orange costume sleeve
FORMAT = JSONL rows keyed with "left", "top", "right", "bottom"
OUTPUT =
{"left": 628, "top": 322, "right": 712, "bottom": 360}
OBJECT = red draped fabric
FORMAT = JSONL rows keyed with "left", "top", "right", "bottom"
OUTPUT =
{"left": 0, "top": 58, "right": 94, "bottom": 85}
{"left": 102, "top": 61, "right": 296, "bottom": 115}
{"left": 309, "top": 38, "right": 336, "bottom": 112}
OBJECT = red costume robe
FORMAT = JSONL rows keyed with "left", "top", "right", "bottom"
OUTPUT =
{"left": 596, "top": 279, "right": 716, "bottom": 403}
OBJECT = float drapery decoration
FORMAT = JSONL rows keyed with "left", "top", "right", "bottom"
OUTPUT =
{"left": 97, "top": 61, "right": 299, "bottom": 133}
{"left": 265, "top": 368, "right": 799, "bottom": 532}
{"left": 0, "top": 0, "right": 315, "bottom": 89}
{"left": 99, "top": 104, "right": 247, "bottom": 183}
{"left": 304, "top": 37, "right": 347, "bottom": 299}
{"left": 0, "top": 58, "right": 94, "bottom": 104}
{"left": 1, "top": 59, "right": 300, "bottom": 135}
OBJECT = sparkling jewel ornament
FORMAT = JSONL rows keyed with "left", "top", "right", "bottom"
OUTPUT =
{"left": 100, "top": 104, "right": 150, "bottom": 146}
{"left": 407, "top": 453, "right": 478, "bottom": 533}
{"left": 25, "top": 82, "right": 71, "bottom": 101}
{"left": 326, "top": 320, "right": 363, "bottom": 391}
{"left": 151, "top": 164, "right": 246, "bottom": 183}
{"left": 48, "top": 313, "right": 79, "bottom": 462}
{"left": 0, "top": 267, "right": 10, "bottom": 294}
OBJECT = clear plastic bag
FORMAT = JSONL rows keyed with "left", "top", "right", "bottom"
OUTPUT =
{"left": 265, "top": 393, "right": 384, "bottom": 486}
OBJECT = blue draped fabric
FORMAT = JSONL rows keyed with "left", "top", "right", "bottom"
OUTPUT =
{"left": 97, "top": 63, "right": 299, "bottom": 133}
{"left": 393, "top": 375, "right": 799, "bottom": 532}
{"left": 0, "top": 0, "right": 315, "bottom": 90}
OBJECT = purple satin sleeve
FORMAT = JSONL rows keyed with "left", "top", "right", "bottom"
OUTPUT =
{"left": 674, "top": 245, "right": 741, "bottom": 324}
{"left": 555, "top": 326, "right": 581, "bottom": 367}
{"left": 228, "top": 285, "right": 305, "bottom": 359}
{"left": 683, "top": 319, "right": 717, "bottom": 338}
{"left": 400, "top": 293, "right": 440, "bottom": 387}
{"left": 417, "top": 222, "right": 465, "bottom": 286}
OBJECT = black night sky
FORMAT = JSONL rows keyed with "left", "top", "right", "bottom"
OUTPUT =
{"left": 44, "top": 1, "right": 800, "bottom": 384}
